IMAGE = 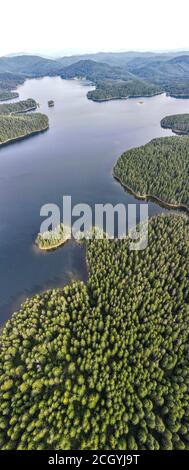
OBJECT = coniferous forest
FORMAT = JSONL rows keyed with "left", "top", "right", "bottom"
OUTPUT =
{"left": 0, "top": 113, "right": 49, "bottom": 145}
{"left": 0, "top": 215, "right": 189, "bottom": 450}
{"left": 0, "top": 91, "right": 19, "bottom": 101}
{"left": 0, "top": 99, "right": 37, "bottom": 115}
{"left": 114, "top": 136, "right": 189, "bottom": 208}
{"left": 87, "top": 80, "right": 162, "bottom": 101}
{"left": 161, "top": 114, "right": 189, "bottom": 135}
{"left": 0, "top": 98, "right": 48, "bottom": 145}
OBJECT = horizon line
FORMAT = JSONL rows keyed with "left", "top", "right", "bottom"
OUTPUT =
{"left": 1, "top": 47, "right": 189, "bottom": 60}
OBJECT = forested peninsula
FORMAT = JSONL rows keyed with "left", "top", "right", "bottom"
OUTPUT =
{"left": 161, "top": 114, "right": 189, "bottom": 135}
{"left": 1, "top": 214, "right": 189, "bottom": 450}
{"left": 87, "top": 80, "right": 162, "bottom": 102}
{"left": 0, "top": 99, "right": 48, "bottom": 146}
{"left": 0, "top": 114, "right": 49, "bottom": 146}
{"left": 0, "top": 91, "right": 19, "bottom": 101}
{"left": 114, "top": 136, "right": 189, "bottom": 210}
{"left": 0, "top": 99, "right": 37, "bottom": 115}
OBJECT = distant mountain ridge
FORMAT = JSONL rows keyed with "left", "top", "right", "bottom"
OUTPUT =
{"left": 0, "top": 55, "right": 62, "bottom": 76}
{"left": 58, "top": 50, "right": 189, "bottom": 67}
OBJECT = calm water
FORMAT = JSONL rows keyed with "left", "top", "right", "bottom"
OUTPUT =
{"left": 1, "top": 76, "right": 189, "bottom": 323}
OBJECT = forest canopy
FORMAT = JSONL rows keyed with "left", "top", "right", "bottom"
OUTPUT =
{"left": 0, "top": 214, "right": 189, "bottom": 450}
{"left": 114, "top": 136, "right": 189, "bottom": 208}
{"left": 0, "top": 91, "right": 19, "bottom": 101}
{"left": 87, "top": 80, "right": 162, "bottom": 102}
{"left": 0, "top": 99, "right": 37, "bottom": 115}
{"left": 0, "top": 113, "right": 49, "bottom": 145}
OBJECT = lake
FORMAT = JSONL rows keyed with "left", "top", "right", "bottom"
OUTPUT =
{"left": 0, "top": 76, "right": 189, "bottom": 323}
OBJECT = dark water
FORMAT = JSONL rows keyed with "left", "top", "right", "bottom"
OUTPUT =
{"left": 1, "top": 76, "right": 189, "bottom": 324}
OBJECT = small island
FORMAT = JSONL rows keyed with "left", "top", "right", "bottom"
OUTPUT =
{"left": 48, "top": 100, "right": 54, "bottom": 107}
{"left": 161, "top": 114, "right": 189, "bottom": 135}
{"left": 114, "top": 136, "right": 189, "bottom": 210}
{"left": 35, "top": 223, "right": 71, "bottom": 251}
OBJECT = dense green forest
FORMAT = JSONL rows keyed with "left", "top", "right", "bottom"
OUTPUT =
{"left": 87, "top": 79, "right": 162, "bottom": 101}
{"left": 0, "top": 113, "right": 49, "bottom": 145}
{"left": 0, "top": 214, "right": 189, "bottom": 450}
{"left": 161, "top": 114, "right": 189, "bottom": 135}
{"left": 0, "top": 91, "right": 19, "bottom": 101}
{"left": 0, "top": 99, "right": 37, "bottom": 115}
{"left": 114, "top": 136, "right": 189, "bottom": 208}
{"left": 0, "top": 97, "right": 47, "bottom": 145}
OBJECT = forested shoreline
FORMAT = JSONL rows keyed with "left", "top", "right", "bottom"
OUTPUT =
{"left": 0, "top": 91, "right": 19, "bottom": 101}
{"left": 0, "top": 99, "right": 37, "bottom": 115}
{"left": 87, "top": 80, "right": 162, "bottom": 102}
{"left": 1, "top": 52, "right": 189, "bottom": 102}
{"left": 0, "top": 98, "right": 48, "bottom": 146}
{"left": 1, "top": 214, "right": 189, "bottom": 450}
{"left": 0, "top": 114, "right": 49, "bottom": 146}
{"left": 114, "top": 136, "right": 189, "bottom": 209}
{"left": 161, "top": 114, "right": 189, "bottom": 135}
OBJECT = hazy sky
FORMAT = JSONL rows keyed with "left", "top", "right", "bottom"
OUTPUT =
{"left": 0, "top": 0, "right": 189, "bottom": 57}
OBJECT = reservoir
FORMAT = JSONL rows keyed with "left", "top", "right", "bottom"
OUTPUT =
{"left": 0, "top": 76, "right": 189, "bottom": 323}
